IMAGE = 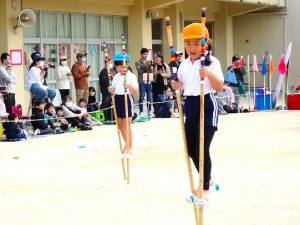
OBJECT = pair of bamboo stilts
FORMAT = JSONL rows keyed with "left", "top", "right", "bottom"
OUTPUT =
{"left": 171, "top": 7, "right": 207, "bottom": 225}
{"left": 111, "top": 94, "right": 130, "bottom": 183}
{"left": 176, "top": 84, "right": 205, "bottom": 225}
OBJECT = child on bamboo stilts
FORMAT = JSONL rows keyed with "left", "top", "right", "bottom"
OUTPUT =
{"left": 109, "top": 52, "right": 138, "bottom": 154}
{"left": 172, "top": 23, "right": 224, "bottom": 198}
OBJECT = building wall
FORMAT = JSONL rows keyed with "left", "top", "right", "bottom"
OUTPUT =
{"left": 23, "top": 0, "right": 129, "bottom": 15}
{"left": 286, "top": 0, "right": 300, "bottom": 86}
{"left": 233, "top": 13, "right": 285, "bottom": 90}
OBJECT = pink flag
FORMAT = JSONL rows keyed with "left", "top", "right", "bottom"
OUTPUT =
{"left": 278, "top": 55, "right": 287, "bottom": 75}
{"left": 241, "top": 55, "right": 245, "bottom": 69}
{"left": 252, "top": 55, "right": 258, "bottom": 72}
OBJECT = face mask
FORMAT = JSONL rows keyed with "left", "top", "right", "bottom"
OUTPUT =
{"left": 108, "top": 63, "right": 113, "bottom": 69}
{"left": 90, "top": 92, "right": 96, "bottom": 97}
{"left": 66, "top": 102, "right": 72, "bottom": 108}
{"left": 61, "top": 61, "right": 67, "bottom": 66}
{"left": 81, "top": 57, "right": 87, "bottom": 63}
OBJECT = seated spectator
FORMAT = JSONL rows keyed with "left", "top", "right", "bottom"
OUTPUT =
{"left": 78, "top": 98, "right": 102, "bottom": 126}
{"left": 44, "top": 103, "right": 65, "bottom": 133}
{"left": 217, "top": 83, "right": 238, "bottom": 113}
{"left": 61, "top": 95, "right": 92, "bottom": 131}
{"left": 156, "top": 86, "right": 179, "bottom": 118}
{"left": 31, "top": 100, "right": 55, "bottom": 136}
{"left": 0, "top": 93, "right": 8, "bottom": 119}
{"left": 55, "top": 106, "right": 74, "bottom": 132}
{"left": 3, "top": 113, "right": 27, "bottom": 141}
{"left": 87, "top": 86, "right": 99, "bottom": 112}
{"left": 26, "top": 53, "right": 56, "bottom": 103}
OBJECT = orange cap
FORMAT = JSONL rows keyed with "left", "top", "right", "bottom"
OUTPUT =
{"left": 183, "top": 23, "right": 209, "bottom": 40}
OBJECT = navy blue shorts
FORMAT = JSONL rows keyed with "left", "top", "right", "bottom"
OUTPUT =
{"left": 184, "top": 93, "right": 219, "bottom": 130}
{"left": 115, "top": 94, "right": 133, "bottom": 118}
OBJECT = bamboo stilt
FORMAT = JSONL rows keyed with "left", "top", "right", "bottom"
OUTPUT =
{"left": 176, "top": 90, "right": 199, "bottom": 225}
{"left": 112, "top": 95, "right": 127, "bottom": 180}
{"left": 124, "top": 93, "right": 130, "bottom": 184}
{"left": 198, "top": 81, "right": 205, "bottom": 225}
{"left": 198, "top": 7, "right": 207, "bottom": 225}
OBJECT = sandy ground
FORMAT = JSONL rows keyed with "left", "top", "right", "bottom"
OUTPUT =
{"left": 0, "top": 110, "right": 300, "bottom": 225}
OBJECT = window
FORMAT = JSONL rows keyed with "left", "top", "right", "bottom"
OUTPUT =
{"left": 42, "top": 44, "right": 57, "bottom": 89}
{"left": 72, "top": 14, "right": 86, "bottom": 39}
{"left": 152, "top": 19, "right": 163, "bottom": 56}
{"left": 102, "top": 15, "right": 114, "bottom": 39}
{"left": 114, "top": 16, "right": 126, "bottom": 39}
{"left": 58, "top": 13, "right": 71, "bottom": 39}
{"left": 41, "top": 13, "right": 57, "bottom": 38}
{"left": 24, "top": 13, "right": 39, "bottom": 38}
{"left": 23, "top": 43, "right": 40, "bottom": 68}
{"left": 23, "top": 11, "right": 127, "bottom": 102}
{"left": 87, "top": 15, "right": 101, "bottom": 39}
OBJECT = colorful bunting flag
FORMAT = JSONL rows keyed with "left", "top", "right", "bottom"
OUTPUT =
{"left": 269, "top": 54, "right": 275, "bottom": 76}
{"left": 252, "top": 55, "right": 258, "bottom": 72}
{"left": 278, "top": 55, "right": 287, "bottom": 75}
{"left": 261, "top": 55, "right": 268, "bottom": 76}
{"left": 246, "top": 55, "right": 250, "bottom": 75}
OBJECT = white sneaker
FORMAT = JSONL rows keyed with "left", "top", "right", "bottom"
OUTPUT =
{"left": 139, "top": 112, "right": 145, "bottom": 117}
{"left": 34, "top": 129, "right": 40, "bottom": 136}
{"left": 148, "top": 112, "right": 155, "bottom": 117}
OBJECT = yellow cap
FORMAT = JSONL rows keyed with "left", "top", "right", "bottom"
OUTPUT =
{"left": 183, "top": 23, "right": 209, "bottom": 40}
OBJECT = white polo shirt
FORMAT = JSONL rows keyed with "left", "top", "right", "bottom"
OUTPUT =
{"left": 177, "top": 56, "right": 224, "bottom": 96}
{"left": 112, "top": 71, "right": 138, "bottom": 95}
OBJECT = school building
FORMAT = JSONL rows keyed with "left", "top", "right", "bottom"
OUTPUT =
{"left": 0, "top": 0, "right": 298, "bottom": 110}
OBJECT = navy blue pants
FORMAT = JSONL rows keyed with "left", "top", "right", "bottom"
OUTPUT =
{"left": 184, "top": 94, "right": 218, "bottom": 190}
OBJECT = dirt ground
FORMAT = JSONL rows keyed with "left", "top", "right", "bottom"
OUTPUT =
{"left": 0, "top": 110, "right": 300, "bottom": 225}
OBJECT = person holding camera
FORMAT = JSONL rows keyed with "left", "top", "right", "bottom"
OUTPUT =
{"left": 226, "top": 55, "right": 245, "bottom": 107}
{"left": 152, "top": 54, "right": 171, "bottom": 116}
{"left": 26, "top": 54, "right": 56, "bottom": 103}
{"left": 135, "top": 48, "right": 154, "bottom": 117}
{"left": 71, "top": 52, "right": 90, "bottom": 104}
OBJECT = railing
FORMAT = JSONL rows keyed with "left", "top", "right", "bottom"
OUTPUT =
{"left": 219, "top": 0, "right": 286, "bottom": 7}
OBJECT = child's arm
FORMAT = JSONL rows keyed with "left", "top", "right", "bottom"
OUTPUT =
{"left": 124, "top": 83, "right": 138, "bottom": 94}
{"left": 200, "top": 67, "right": 223, "bottom": 92}
{"left": 124, "top": 74, "right": 138, "bottom": 94}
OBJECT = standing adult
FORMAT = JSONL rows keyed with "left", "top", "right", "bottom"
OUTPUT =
{"left": 135, "top": 48, "right": 153, "bottom": 116}
{"left": 0, "top": 53, "right": 13, "bottom": 113}
{"left": 26, "top": 54, "right": 56, "bottom": 103}
{"left": 56, "top": 55, "right": 72, "bottom": 100}
{"left": 152, "top": 54, "right": 171, "bottom": 116}
{"left": 99, "top": 59, "right": 114, "bottom": 106}
{"left": 169, "top": 51, "right": 183, "bottom": 81}
{"left": 226, "top": 55, "right": 245, "bottom": 107}
{"left": 71, "top": 52, "right": 90, "bottom": 104}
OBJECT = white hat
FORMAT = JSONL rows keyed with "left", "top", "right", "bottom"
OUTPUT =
{"left": 59, "top": 55, "right": 67, "bottom": 60}
{"left": 176, "top": 51, "right": 183, "bottom": 56}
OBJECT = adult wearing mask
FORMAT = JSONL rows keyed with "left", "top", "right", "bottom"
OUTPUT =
{"left": 0, "top": 53, "right": 14, "bottom": 113}
{"left": 71, "top": 52, "right": 90, "bottom": 104}
{"left": 169, "top": 51, "right": 183, "bottom": 81}
{"left": 226, "top": 55, "right": 245, "bottom": 107}
{"left": 26, "top": 54, "right": 56, "bottom": 103}
{"left": 56, "top": 55, "right": 72, "bottom": 99}
{"left": 99, "top": 59, "right": 114, "bottom": 106}
{"left": 31, "top": 52, "right": 55, "bottom": 86}
{"left": 135, "top": 48, "right": 153, "bottom": 117}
